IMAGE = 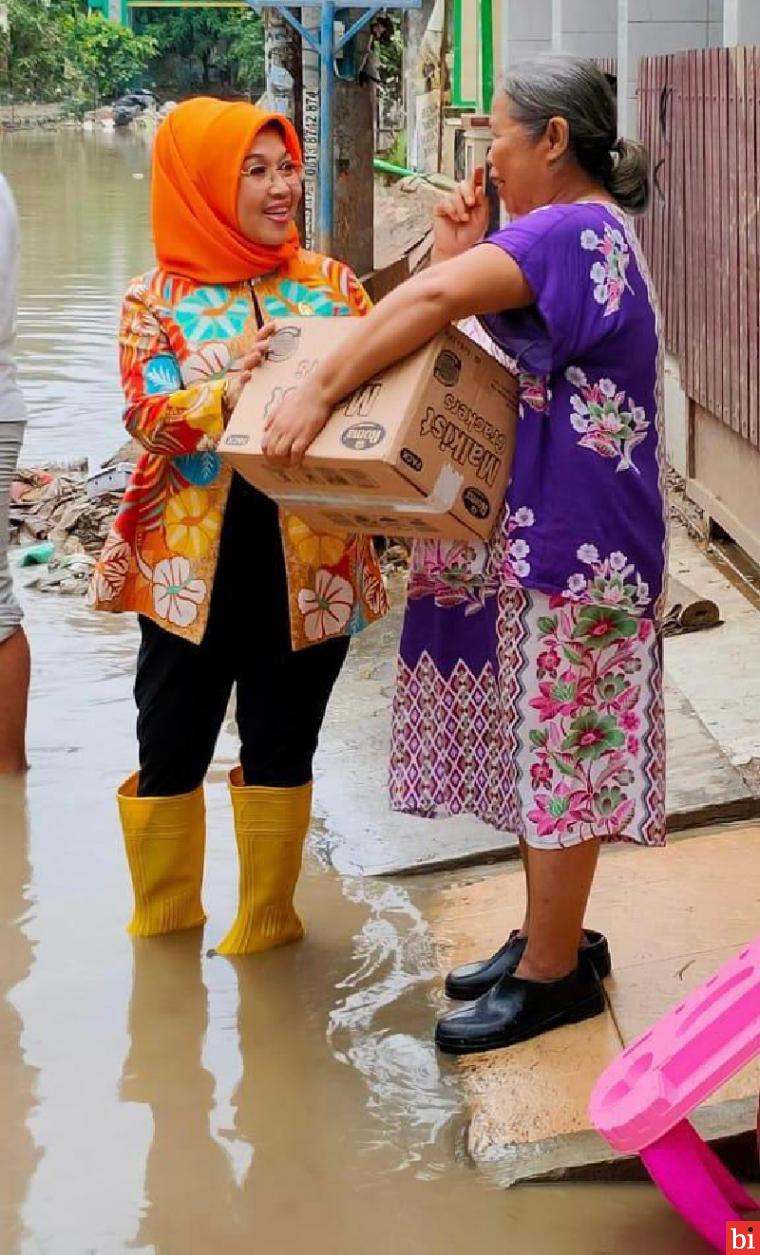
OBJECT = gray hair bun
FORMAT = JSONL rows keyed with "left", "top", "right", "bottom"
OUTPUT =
{"left": 501, "top": 54, "right": 651, "bottom": 214}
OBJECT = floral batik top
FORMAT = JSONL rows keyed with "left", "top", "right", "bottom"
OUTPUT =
{"left": 477, "top": 201, "right": 667, "bottom": 622}
{"left": 88, "top": 250, "right": 389, "bottom": 649}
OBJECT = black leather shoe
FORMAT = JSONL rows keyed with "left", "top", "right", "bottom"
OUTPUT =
{"left": 435, "top": 968, "right": 606, "bottom": 1056}
{"left": 445, "top": 929, "right": 611, "bottom": 1001}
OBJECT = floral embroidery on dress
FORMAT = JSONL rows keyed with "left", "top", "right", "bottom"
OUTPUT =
{"left": 164, "top": 486, "right": 222, "bottom": 560}
{"left": 407, "top": 507, "right": 535, "bottom": 616}
{"left": 560, "top": 544, "right": 652, "bottom": 613}
{"left": 144, "top": 355, "right": 183, "bottom": 395}
{"left": 565, "top": 367, "right": 650, "bottom": 473}
{"left": 86, "top": 535, "right": 131, "bottom": 606}
{"left": 520, "top": 374, "right": 551, "bottom": 415}
{"left": 174, "top": 286, "right": 250, "bottom": 343}
{"left": 503, "top": 506, "right": 535, "bottom": 581}
{"left": 151, "top": 556, "right": 207, "bottom": 628}
{"left": 298, "top": 569, "right": 354, "bottom": 642}
{"left": 262, "top": 280, "right": 351, "bottom": 319}
{"left": 407, "top": 538, "right": 494, "bottom": 615}
{"left": 526, "top": 595, "right": 653, "bottom": 842}
{"left": 580, "top": 222, "right": 632, "bottom": 316}
{"left": 183, "top": 343, "right": 231, "bottom": 384}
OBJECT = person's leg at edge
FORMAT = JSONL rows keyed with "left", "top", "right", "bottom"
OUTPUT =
{"left": 0, "top": 626, "right": 30, "bottom": 774}
{"left": 0, "top": 420, "right": 29, "bottom": 774}
{"left": 517, "top": 835, "right": 531, "bottom": 936}
{"left": 516, "top": 837, "right": 601, "bottom": 982}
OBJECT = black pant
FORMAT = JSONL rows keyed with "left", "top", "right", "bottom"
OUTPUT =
{"left": 135, "top": 475, "right": 349, "bottom": 797}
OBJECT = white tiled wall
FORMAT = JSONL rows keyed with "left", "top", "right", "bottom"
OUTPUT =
{"left": 561, "top": 0, "right": 617, "bottom": 58}
{"left": 562, "top": 0, "right": 617, "bottom": 34}
{"left": 507, "top": 0, "right": 552, "bottom": 40}
{"left": 737, "top": 9, "right": 760, "bottom": 42}
{"left": 618, "top": 0, "right": 715, "bottom": 137}
{"left": 502, "top": 0, "right": 552, "bottom": 67}
{"left": 489, "top": 0, "right": 760, "bottom": 129}
{"left": 627, "top": 0, "right": 714, "bottom": 20}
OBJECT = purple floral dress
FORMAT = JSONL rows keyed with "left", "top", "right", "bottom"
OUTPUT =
{"left": 390, "top": 203, "right": 667, "bottom": 849}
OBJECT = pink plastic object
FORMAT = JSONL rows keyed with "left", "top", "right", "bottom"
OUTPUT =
{"left": 589, "top": 936, "right": 760, "bottom": 1252}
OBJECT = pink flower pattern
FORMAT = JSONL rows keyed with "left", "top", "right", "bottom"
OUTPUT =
{"left": 560, "top": 544, "right": 652, "bottom": 613}
{"left": 520, "top": 374, "right": 551, "bottom": 415}
{"left": 407, "top": 505, "right": 536, "bottom": 617}
{"left": 565, "top": 367, "right": 650, "bottom": 473}
{"left": 525, "top": 593, "right": 650, "bottom": 844}
{"left": 581, "top": 223, "right": 632, "bottom": 316}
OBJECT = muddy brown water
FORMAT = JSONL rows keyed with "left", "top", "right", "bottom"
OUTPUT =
{"left": 0, "top": 131, "right": 710, "bottom": 1253}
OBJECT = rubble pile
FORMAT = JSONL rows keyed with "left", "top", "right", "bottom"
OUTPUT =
{"left": 10, "top": 447, "right": 412, "bottom": 598}
{"left": 11, "top": 467, "right": 117, "bottom": 551}
{"left": 9, "top": 465, "right": 121, "bottom": 593}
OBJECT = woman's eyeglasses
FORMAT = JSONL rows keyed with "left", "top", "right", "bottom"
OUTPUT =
{"left": 240, "top": 158, "right": 304, "bottom": 187}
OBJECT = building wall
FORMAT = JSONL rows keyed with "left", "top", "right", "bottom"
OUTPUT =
{"left": 459, "top": 0, "right": 479, "bottom": 104}
{"left": 503, "top": 0, "right": 552, "bottom": 65}
{"left": 618, "top": 0, "right": 719, "bottom": 135}
{"left": 557, "top": 0, "right": 617, "bottom": 60}
{"left": 725, "top": 0, "right": 760, "bottom": 43}
{"left": 456, "top": 0, "right": 741, "bottom": 130}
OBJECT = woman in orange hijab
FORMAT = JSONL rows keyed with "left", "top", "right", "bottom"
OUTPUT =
{"left": 90, "top": 98, "right": 387, "bottom": 954}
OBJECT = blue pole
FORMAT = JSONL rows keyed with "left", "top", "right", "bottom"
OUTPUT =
{"left": 318, "top": 1, "right": 335, "bottom": 255}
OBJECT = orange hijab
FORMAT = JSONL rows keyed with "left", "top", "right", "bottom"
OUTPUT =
{"left": 152, "top": 97, "right": 303, "bottom": 284}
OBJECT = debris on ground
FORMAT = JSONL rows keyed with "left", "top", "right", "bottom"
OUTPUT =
{"left": 10, "top": 445, "right": 413, "bottom": 597}
{"left": 19, "top": 541, "right": 55, "bottom": 567}
{"left": 376, "top": 540, "right": 411, "bottom": 577}
{"left": 663, "top": 597, "right": 723, "bottom": 636}
{"left": 82, "top": 90, "right": 168, "bottom": 134}
{"left": 374, "top": 177, "right": 442, "bottom": 271}
{"left": 24, "top": 552, "right": 97, "bottom": 595}
{"left": 10, "top": 462, "right": 121, "bottom": 558}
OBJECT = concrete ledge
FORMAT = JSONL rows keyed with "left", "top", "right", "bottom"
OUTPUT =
{"left": 428, "top": 827, "right": 760, "bottom": 1186}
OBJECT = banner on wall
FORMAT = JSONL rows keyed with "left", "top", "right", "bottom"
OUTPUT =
{"left": 409, "top": 0, "right": 445, "bottom": 174}
{"left": 413, "top": 89, "right": 441, "bottom": 173}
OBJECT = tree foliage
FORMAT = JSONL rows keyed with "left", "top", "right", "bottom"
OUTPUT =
{"left": 134, "top": 9, "right": 265, "bottom": 95}
{"left": 0, "top": 0, "right": 156, "bottom": 102}
{"left": 66, "top": 13, "right": 157, "bottom": 100}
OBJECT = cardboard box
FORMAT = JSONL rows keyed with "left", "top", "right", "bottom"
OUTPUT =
{"left": 218, "top": 316, "right": 518, "bottom": 541}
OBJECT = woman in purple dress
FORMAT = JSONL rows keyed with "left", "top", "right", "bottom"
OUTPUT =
{"left": 264, "top": 56, "right": 666, "bottom": 1055}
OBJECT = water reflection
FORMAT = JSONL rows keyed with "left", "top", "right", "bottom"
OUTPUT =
{"left": 6, "top": 130, "right": 153, "bottom": 466}
{"left": 0, "top": 781, "right": 40, "bottom": 1252}
{"left": 121, "top": 934, "right": 238, "bottom": 1252}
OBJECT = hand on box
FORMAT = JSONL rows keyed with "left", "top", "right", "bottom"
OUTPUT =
{"left": 432, "top": 167, "right": 490, "bottom": 263}
{"left": 222, "top": 323, "right": 278, "bottom": 420}
{"left": 261, "top": 382, "right": 331, "bottom": 467}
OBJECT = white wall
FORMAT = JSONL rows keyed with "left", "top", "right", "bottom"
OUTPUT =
{"left": 618, "top": 0, "right": 717, "bottom": 136}
{"left": 557, "top": 0, "right": 617, "bottom": 60}
{"left": 724, "top": 0, "right": 760, "bottom": 43}
{"left": 500, "top": 0, "right": 553, "bottom": 68}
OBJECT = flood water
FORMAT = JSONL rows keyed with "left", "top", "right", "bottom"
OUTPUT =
{"left": 0, "top": 131, "right": 711, "bottom": 1253}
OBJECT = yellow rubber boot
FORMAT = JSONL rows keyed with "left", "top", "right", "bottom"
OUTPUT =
{"left": 118, "top": 773, "right": 207, "bottom": 937}
{"left": 215, "top": 769, "right": 311, "bottom": 956}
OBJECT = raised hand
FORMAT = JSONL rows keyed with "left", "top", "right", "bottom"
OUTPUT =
{"left": 432, "top": 167, "right": 490, "bottom": 263}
